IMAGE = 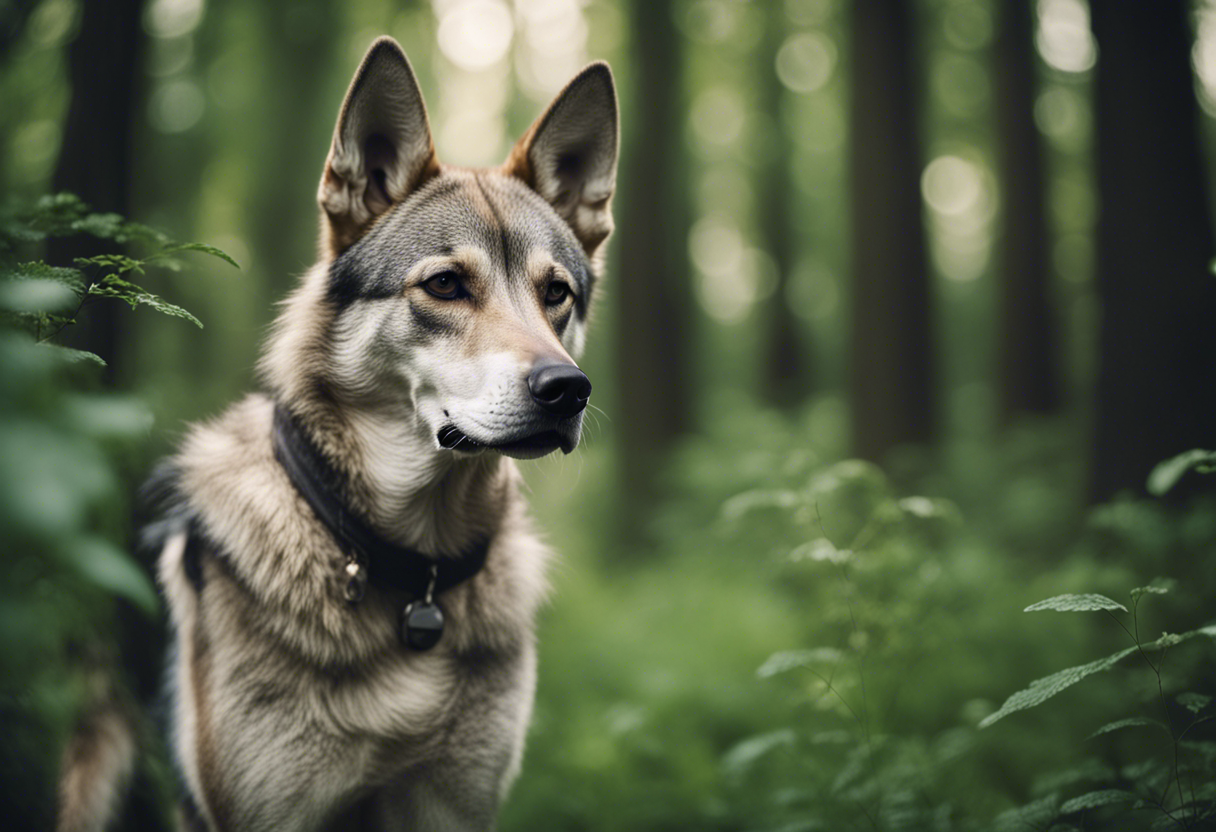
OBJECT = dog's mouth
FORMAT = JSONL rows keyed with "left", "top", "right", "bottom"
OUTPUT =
{"left": 437, "top": 425, "right": 574, "bottom": 460}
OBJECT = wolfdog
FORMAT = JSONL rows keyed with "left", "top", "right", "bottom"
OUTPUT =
{"left": 58, "top": 36, "right": 617, "bottom": 832}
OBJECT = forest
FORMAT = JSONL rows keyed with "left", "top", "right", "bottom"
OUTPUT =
{"left": 1, "top": 0, "right": 1215, "bottom": 829}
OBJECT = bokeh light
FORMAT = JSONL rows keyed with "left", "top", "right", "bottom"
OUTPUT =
{"left": 436, "top": 0, "right": 514, "bottom": 72}
{"left": 922, "top": 154, "right": 995, "bottom": 283}
{"left": 1035, "top": 0, "right": 1096, "bottom": 74}
{"left": 775, "top": 32, "right": 835, "bottom": 95}
{"left": 144, "top": 0, "right": 206, "bottom": 40}
{"left": 148, "top": 78, "right": 206, "bottom": 134}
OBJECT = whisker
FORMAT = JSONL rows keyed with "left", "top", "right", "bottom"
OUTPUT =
{"left": 586, "top": 403, "right": 612, "bottom": 422}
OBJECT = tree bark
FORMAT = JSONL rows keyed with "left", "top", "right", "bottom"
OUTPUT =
{"left": 849, "top": 0, "right": 935, "bottom": 462}
{"left": 994, "top": 0, "right": 1059, "bottom": 421}
{"left": 1090, "top": 1, "right": 1216, "bottom": 501}
{"left": 614, "top": 0, "right": 691, "bottom": 516}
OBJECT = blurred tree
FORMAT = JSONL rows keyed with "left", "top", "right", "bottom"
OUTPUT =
{"left": 758, "top": 6, "right": 813, "bottom": 408}
{"left": 47, "top": 0, "right": 145, "bottom": 383}
{"left": 248, "top": 0, "right": 340, "bottom": 299}
{"left": 849, "top": 0, "right": 935, "bottom": 462}
{"left": 993, "top": 0, "right": 1059, "bottom": 422}
{"left": 1089, "top": 2, "right": 1216, "bottom": 501}
{"left": 614, "top": 0, "right": 691, "bottom": 520}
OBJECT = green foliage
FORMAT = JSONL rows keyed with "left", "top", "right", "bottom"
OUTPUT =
{"left": 0, "top": 193, "right": 237, "bottom": 363}
{"left": 0, "top": 193, "right": 225, "bottom": 829}
{"left": 1148, "top": 450, "right": 1216, "bottom": 496}
{"left": 1087, "top": 716, "right": 1167, "bottom": 740}
{"left": 510, "top": 414, "right": 1216, "bottom": 832}
{"left": 983, "top": 582, "right": 1216, "bottom": 830}
{"left": 1024, "top": 593, "right": 1128, "bottom": 612}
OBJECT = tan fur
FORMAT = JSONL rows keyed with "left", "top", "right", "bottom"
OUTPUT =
{"left": 56, "top": 679, "right": 137, "bottom": 832}
{"left": 147, "top": 37, "right": 617, "bottom": 832}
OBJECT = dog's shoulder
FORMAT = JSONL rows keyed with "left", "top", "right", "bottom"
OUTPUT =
{"left": 152, "top": 394, "right": 380, "bottom": 662}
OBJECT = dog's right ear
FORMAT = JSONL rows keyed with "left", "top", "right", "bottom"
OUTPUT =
{"left": 318, "top": 37, "right": 438, "bottom": 256}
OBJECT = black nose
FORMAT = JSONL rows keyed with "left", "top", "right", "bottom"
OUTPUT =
{"left": 528, "top": 363, "right": 592, "bottom": 418}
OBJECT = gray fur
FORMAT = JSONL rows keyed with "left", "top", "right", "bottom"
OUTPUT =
{"left": 147, "top": 37, "right": 618, "bottom": 832}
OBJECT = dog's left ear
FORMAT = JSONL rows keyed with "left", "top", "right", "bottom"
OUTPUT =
{"left": 504, "top": 63, "right": 619, "bottom": 257}
{"left": 319, "top": 37, "right": 439, "bottom": 255}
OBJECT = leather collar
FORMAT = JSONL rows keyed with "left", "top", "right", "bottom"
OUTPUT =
{"left": 271, "top": 403, "right": 490, "bottom": 601}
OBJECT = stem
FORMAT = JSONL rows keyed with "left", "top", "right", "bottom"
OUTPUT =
{"left": 806, "top": 667, "right": 866, "bottom": 727}
{"left": 37, "top": 288, "right": 89, "bottom": 345}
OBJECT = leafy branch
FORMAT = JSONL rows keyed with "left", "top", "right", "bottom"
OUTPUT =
{"left": 0, "top": 193, "right": 238, "bottom": 364}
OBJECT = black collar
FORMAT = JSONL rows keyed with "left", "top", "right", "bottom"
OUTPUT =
{"left": 271, "top": 403, "right": 490, "bottom": 601}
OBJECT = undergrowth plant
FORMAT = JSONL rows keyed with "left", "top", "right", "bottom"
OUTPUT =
{"left": 720, "top": 453, "right": 1216, "bottom": 832}
{"left": 983, "top": 452, "right": 1216, "bottom": 832}
{"left": 0, "top": 193, "right": 234, "bottom": 829}
{"left": 983, "top": 584, "right": 1215, "bottom": 831}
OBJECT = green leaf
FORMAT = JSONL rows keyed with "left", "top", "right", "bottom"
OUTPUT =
{"left": 1147, "top": 449, "right": 1216, "bottom": 495}
{"left": 1059, "top": 789, "right": 1137, "bottom": 814}
{"left": 1087, "top": 717, "right": 1166, "bottom": 740}
{"left": 980, "top": 645, "right": 1140, "bottom": 728}
{"left": 758, "top": 648, "right": 845, "bottom": 678}
{"left": 70, "top": 211, "right": 124, "bottom": 239}
{"left": 1177, "top": 693, "right": 1212, "bottom": 714}
{"left": 1130, "top": 584, "right": 1170, "bottom": 602}
{"left": 45, "top": 344, "right": 106, "bottom": 366}
{"left": 57, "top": 536, "right": 158, "bottom": 616}
{"left": 154, "top": 241, "right": 240, "bottom": 269}
{"left": 75, "top": 253, "right": 144, "bottom": 275}
{"left": 115, "top": 220, "right": 169, "bottom": 245}
{"left": 982, "top": 626, "right": 1216, "bottom": 728}
{"left": 1024, "top": 593, "right": 1128, "bottom": 613}
{"left": 88, "top": 278, "right": 203, "bottom": 328}
{"left": 721, "top": 729, "right": 796, "bottom": 775}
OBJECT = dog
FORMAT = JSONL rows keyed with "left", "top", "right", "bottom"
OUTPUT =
{"left": 58, "top": 36, "right": 618, "bottom": 832}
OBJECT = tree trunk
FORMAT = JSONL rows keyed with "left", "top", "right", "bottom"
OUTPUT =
{"left": 994, "top": 0, "right": 1059, "bottom": 421}
{"left": 248, "top": 0, "right": 341, "bottom": 300}
{"left": 1090, "top": 2, "right": 1216, "bottom": 501}
{"left": 48, "top": 0, "right": 145, "bottom": 383}
{"left": 759, "top": 8, "right": 813, "bottom": 408}
{"left": 614, "top": 0, "right": 691, "bottom": 517}
{"left": 849, "top": 0, "right": 935, "bottom": 462}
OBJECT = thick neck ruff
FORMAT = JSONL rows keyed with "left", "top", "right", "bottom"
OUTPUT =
{"left": 271, "top": 403, "right": 490, "bottom": 648}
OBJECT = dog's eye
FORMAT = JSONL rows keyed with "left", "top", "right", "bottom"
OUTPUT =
{"left": 544, "top": 282, "right": 571, "bottom": 306}
{"left": 424, "top": 272, "right": 463, "bottom": 300}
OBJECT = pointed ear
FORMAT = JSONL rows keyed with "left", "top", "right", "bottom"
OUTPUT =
{"left": 318, "top": 37, "right": 439, "bottom": 255}
{"left": 504, "top": 62, "right": 619, "bottom": 257}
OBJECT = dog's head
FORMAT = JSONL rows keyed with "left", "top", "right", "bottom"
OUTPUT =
{"left": 300, "top": 37, "right": 617, "bottom": 461}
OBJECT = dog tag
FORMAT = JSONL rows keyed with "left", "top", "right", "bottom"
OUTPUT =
{"left": 401, "top": 601, "right": 444, "bottom": 651}
{"left": 343, "top": 559, "right": 367, "bottom": 604}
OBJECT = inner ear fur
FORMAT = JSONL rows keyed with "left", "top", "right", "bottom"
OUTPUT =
{"left": 319, "top": 36, "right": 439, "bottom": 256}
{"left": 504, "top": 63, "right": 619, "bottom": 257}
